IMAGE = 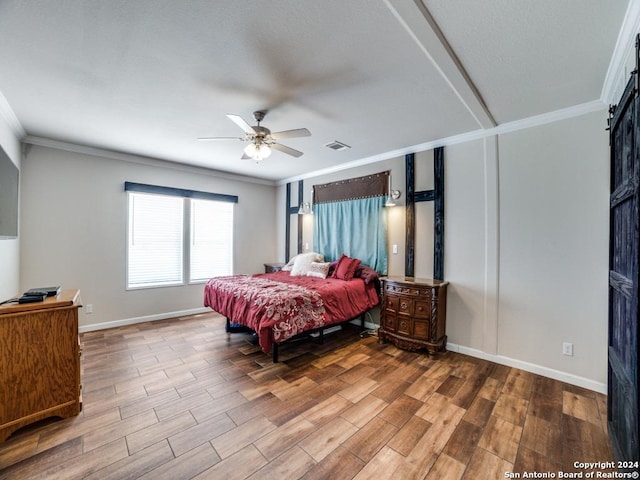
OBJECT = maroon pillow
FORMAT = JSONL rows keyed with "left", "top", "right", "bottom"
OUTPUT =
{"left": 329, "top": 254, "right": 345, "bottom": 277}
{"left": 333, "top": 254, "right": 361, "bottom": 281}
{"left": 354, "top": 264, "right": 379, "bottom": 284}
{"left": 327, "top": 258, "right": 340, "bottom": 277}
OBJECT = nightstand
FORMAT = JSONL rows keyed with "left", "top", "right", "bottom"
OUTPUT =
{"left": 378, "top": 276, "right": 448, "bottom": 354}
{"left": 264, "top": 263, "right": 285, "bottom": 273}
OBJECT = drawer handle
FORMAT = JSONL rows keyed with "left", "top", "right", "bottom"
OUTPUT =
{"left": 401, "top": 302, "right": 408, "bottom": 309}
{"left": 417, "top": 306, "right": 423, "bottom": 312}
{"left": 400, "top": 320, "right": 408, "bottom": 328}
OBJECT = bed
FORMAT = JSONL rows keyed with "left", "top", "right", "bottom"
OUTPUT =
{"left": 203, "top": 254, "right": 380, "bottom": 361}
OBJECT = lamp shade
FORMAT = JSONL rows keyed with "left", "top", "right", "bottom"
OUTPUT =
{"left": 385, "top": 174, "right": 396, "bottom": 206}
{"left": 245, "top": 142, "right": 272, "bottom": 161}
{"left": 256, "top": 143, "right": 272, "bottom": 160}
{"left": 298, "top": 201, "right": 312, "bottom": 215}
{"left": 244, "top": 143, "right": 257, "bottom": 158}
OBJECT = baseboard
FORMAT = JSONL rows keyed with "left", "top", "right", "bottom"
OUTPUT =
{"left": 363, "top": 320, "right": 377, "bottom": 330}
{"left": 79, "top": 307, "right": 211, "bottom": 333}
{"left": 446, "top": 342, "right": 607, "bottom": 394}
{"left": 348, "top": 318, "right": 377, "bottom": 330}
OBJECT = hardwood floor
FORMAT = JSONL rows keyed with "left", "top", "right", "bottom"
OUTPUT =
{"left": 0, "top": 312, "right": 616, "bottom": 479}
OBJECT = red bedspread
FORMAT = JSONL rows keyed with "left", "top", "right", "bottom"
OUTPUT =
{"left": 203, "top": 271, "right": 379, "bottom": 353}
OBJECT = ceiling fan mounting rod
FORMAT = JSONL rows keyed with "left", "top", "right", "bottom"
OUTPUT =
{"left": 253, "top": 110, "right": 267, "bottom": 124}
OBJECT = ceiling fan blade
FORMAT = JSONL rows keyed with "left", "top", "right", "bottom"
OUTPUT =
{"left": 270, "top": 128, "right": 311, "bottom": 139}
{"left": 241, "top": 153, "right": 252, "bottom": 160}
{"left": 227, "top": 114, "right": 256, "bottom": 134}
{"left": 197, "top": 136, "right": 244, "bottom": 141}
{"left": 272, "top": 143, "right": 304, "bottom": 158}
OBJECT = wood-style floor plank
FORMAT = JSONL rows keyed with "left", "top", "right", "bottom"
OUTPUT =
{"left": 0, "top": 312, "right": 615, "bottom": 479}
{"left": 137, "top": 442, "right": 221, "bottom": 480}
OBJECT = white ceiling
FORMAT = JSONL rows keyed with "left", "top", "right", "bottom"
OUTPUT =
{"left": 0, "top": 0, "right": 631, "bottom": 182}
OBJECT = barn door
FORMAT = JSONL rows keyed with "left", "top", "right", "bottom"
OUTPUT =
{"left": 608, "top": 61, "right": 640, "bottom": 464}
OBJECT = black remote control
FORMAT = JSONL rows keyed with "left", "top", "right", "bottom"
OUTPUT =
{"left": 18, "top": 294, "right": 46, "bottom": 303}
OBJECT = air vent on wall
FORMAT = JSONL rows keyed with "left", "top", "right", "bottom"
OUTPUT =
{"left": 324, "top": 140, "right": 351, "bottom": 151}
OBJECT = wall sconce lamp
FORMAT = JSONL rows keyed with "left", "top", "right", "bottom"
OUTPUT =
{"left": 385, "top": 175, "right": 401, "bottom": 207}
{"left": 298, "top": 201, "right": 312, "bottom": 215}
{"left": 298, "top": 189, "right": 314, "bottom": 215}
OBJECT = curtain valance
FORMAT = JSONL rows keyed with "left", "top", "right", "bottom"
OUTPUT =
{"left": 313, "top": 171, "right": 389, "bottom": 204}
{"left": 124, "top": 182, "right": 238, "bottom": 203}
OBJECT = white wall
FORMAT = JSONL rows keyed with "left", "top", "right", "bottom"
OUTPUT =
{"left": 20, "top": 145, "right": 277, "bottom": 329}
{"left": 445, "top": 109, "right": 609, "bottom": 390}
{"left": 497, "top": 111, "right": 609, "bottom": 383}
{"left": 443, "top": 138, "right": 489, "bottom": 352}
{"left": 0, "top": 115, "right": 21, "bottom": 302}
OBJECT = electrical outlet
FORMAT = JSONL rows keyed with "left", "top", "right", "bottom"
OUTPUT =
{"left": 392, "top": 244, "right": 398, "bottom": 254}
{"left": 562, "top": 342, "right": 573, "bottom": 356}
{"left": 85, "top": 304, "right": 93, "bottom": 314}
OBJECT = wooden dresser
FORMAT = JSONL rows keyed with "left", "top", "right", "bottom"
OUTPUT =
{"left": 0, "top": 290, "right": 82, "bottom": 442}
{"left": 378, "top": 277, "right": 448, "bottom": 354}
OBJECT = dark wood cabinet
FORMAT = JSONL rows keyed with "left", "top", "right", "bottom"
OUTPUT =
{"left": 378, "top": 276, "right": 448, "bottom": 354}
{"left": 264, "top": 263, "right": 285, "bottom": 273}
{"left": 0, "top": 290, "right": 82, "bottom": 442}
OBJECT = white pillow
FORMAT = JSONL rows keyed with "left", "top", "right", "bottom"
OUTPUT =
{"left": 290, "top": 252, "right": 324, "bottom": 276}
{"left": 281, "top": 254, "right": 299, "bottom": 272}
{"left": 306, "top": 262, "right": 331, "bottom": 279}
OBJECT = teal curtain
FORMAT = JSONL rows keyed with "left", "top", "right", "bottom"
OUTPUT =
{"left": 313, "top": 196, "right": 388, "bottom": 274}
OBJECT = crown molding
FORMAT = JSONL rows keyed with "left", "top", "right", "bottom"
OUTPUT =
{"left": 487, "top": 99, "right": 606, "bottom": 136}
{"left": 22, "top": 135, "right": 276, "bottom": 186}
{"left": 0, "top": 89, "right": 25, "bottom": 138}
{"left": 279, "top": 99, "right": 607, "bottom": 185}
{"left": 601, "top": 0, "right": 640, "bottom": 105}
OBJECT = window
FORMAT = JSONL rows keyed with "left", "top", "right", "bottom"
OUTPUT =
{"left": 190, "top": 199, "right": 234, "bottom": 282}
{"left": 128, "top": 192, "right": 184, "bottom": 288}
{"left": 125, "top": 182, "right": 237, "bottom": 289}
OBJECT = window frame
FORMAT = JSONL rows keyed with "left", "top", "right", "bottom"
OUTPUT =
{"left": 125, "top": 182, "right": 238, "bottom": 290}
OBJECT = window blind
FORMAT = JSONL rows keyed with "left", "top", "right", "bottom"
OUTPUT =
{"left": 189, "top": 199, "right": 234, "bottom": 282}
{"left": 127, "top": 192, "right": 184, "bottom": 288}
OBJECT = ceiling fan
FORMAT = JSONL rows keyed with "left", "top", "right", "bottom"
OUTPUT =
{"left": 198, "top": 110, "right": 311, "bottom": 161}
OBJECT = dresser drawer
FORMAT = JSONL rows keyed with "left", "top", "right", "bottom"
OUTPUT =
{"left": 414, "top": 300, "right": 430, "bottom": 318}
{"left": 386, "top": 283, "right": 431, "bottom": 298}
{"left": 413, "top": 319, "right": 429, "bottom": 340}
{"left": 385, "top": 295, "right": 399, "bottom": 311}
{"left": 397, "top": 297, "right": 414, "bottom": 315}
{"left": 383, "top": 311, "right": 397, "bottom": 332}
{"left": 397, "top": 315, "right": 411, "bottom": 335}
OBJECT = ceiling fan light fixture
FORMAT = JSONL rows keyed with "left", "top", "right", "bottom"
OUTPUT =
{"left": 205, "top": 111, "right": 309, "bottom": 161}
{"left": 244, "top": 142, "right": 272, "bottom": 161}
